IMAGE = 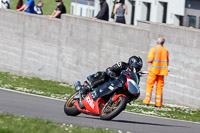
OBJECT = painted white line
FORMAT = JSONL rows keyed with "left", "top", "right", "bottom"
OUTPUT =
{"left": 0, "top": 87, "right": 65, "bottom": 102}
{"left": 1, "top": 87, "right": 200, "bottom": 125}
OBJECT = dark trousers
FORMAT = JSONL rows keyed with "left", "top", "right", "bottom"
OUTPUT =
{"left": 116, "top": 16, "right": 126, "bottom": 24}
{"left": 91, "top": 72, "right": 108, "bottom": 88}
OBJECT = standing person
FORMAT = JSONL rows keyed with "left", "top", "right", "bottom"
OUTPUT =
{"left": 34, "top": 1, "right": 44, "bottom": 15}
{"left": 16, "top": 0, "right": 23, "bottom": 9}
{"left": 93, "top": 0, "right": 109, "bottom": 21}
{"left": 17, "top": 0, "right": 36, "bottom": 14}
{"left": 143, "top": 37, "right": 169, "bottom": 108}
{"left": 1, "top": 0, "right": 10, "bottom": 9}
{"left": 49, "top": 0, "right": 66, "bottom": 19}
{"left": 113, "top": 0, "right": 127, "bottom": 24}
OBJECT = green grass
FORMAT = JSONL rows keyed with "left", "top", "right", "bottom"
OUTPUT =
{"left": 0, "top": 71, "right": 75, "bottom": 99}
{"left": 0, "top": 71, "right": 200, "bottom": 122}
{"left": 0, "top": 114, "right": 116, "bottom": 133}
{"left": 10, "top": 0, "right": 71, "bottom": 15}
{"left": 126, "top": 100, "right": 200, "bottom": 122}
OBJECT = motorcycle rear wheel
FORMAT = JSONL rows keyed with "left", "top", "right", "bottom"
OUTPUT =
{"left": 64, "top": 92, "right": 81, "bottom": 116}
{"left": 100, "top": 96, "right": 127, "bottom": 120}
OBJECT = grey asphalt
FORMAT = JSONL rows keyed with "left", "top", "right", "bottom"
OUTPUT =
{"left": 0, "top": 88, "right": 199, "bottom": 133}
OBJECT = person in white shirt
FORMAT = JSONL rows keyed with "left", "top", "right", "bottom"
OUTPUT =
{"left": 34, "top": 1, "right": 44, "bottom": 15}
{"left": 0, "top": 0, "right": 10, "bottom": 9}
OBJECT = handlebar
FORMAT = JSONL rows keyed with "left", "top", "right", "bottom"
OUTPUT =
{"left": 137, "top": 71, "right": 148, "bottom": 77}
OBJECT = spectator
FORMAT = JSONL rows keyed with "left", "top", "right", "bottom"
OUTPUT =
{"left": 49, "top": 0, "right": 66, "bottom": 19}
{"left": 143, "top": 37, "right": 169, "bottom": 108}
{"left": 1, "top": 0, "right": 10, "bottom": 9}
{"left": 17, "top": 0, "right": 36, "bottom": 14}
{"left": 34, "top": 1, "right": 44, "bottom": 15}
{"left": 16, "top": 0, "right": 23, "bottom": 9}
{"left": 113, "top": 0, "right": 127, "bottom": 24}
{"left": 93, "top": 0, "right": 109, "bottom": 21}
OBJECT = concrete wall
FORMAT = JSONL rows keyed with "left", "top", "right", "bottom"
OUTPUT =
{"left": 0, "top": 9, "right": 61, "bottom": 80}
{"left": 58, "top": 11, "right": 149, "bottom": 84}
{"left": 0, "top": 9, "right": 200, "bottom": 108}
{"left": 137, "top": 20, "right": 151, "bottom": 29}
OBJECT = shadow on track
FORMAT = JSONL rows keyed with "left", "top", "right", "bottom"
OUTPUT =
{"left": 78, "top": 115, "right": 189, "bottom": 128}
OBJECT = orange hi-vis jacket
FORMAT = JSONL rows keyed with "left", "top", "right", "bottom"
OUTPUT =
{"left": 147, "top": 45, "right": 169, "bottom": 75}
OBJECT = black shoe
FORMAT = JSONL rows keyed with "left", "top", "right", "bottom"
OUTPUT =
{"left": 143, "top": 104, "right": 149, "bottom": 107}
{"left": 155, "top": 106, "right": 161, "bottom": 108}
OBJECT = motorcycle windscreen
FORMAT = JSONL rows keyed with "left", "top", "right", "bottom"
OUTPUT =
{"left": 127, "top": 79, "right": 140, "bottom": 95}
{"left": 129, "top": 71, "right": 139, "bottom": 84}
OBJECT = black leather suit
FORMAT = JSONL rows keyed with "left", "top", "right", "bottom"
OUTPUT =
{"left": 91, "top": 62, "right": 129, "bottom": 88}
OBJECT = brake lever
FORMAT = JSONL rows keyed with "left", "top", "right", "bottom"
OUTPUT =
{"left": 138, "top": 71, "right": 148, "bottom": 77}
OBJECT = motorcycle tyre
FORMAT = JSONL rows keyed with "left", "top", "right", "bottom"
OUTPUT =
{"left": 100, "top": 96, "right": 127, "bottom": 120}
{"left": 64, "top": 92, "right": 81, "bottom": 116}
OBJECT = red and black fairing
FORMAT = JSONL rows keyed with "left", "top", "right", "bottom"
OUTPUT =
{"left": 74, "top": 79, "right": 123, "bottom": 115}
{"left": 74, "top": 93, "right": 105, "bottom": 116}
{"left": 74, "top": 70, "right": 140, "bottom": 116}
{"left": 122, "top": 71, "right": 140, "bottom": 99}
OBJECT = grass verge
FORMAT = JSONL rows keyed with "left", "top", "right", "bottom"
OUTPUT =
{"left": 0, "top": 113, "right": 116, "bottom": 133}
{"left": 126, "top": 100, "right": 200, "bottom": 122}
{"left": 0, "top": 71, "right": 200, "bottom": 122}
{"left": 0, "top": 71, "right": 74, "bottom": 99}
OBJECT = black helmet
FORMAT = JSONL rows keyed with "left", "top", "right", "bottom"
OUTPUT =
{"left": 128, "top": 56, "right": 143, "bottom": 72}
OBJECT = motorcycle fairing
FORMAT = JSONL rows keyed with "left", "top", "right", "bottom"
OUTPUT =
{"left": 127, "top": 78, "right": 140, "bottom": 95}
{"left": 122, "top": 70, "right": 139, "bottom": 84}
{"left": 92, "top": 80, "right": 122, "bottom": 101}
{"left": 123, "top": 72, "right": 140, "bottom": 96}
{"left": 74, "top": 93, "right": 105, "bottom": 116}
{"left": 112, "top": 94, "right": 128, "bottom": 101}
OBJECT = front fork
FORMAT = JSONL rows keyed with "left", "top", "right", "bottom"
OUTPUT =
{"left": 78, "top": 90, "right": 86, "bottom": 109}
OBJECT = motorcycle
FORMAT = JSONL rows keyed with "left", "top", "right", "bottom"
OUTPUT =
{"left": 64, "top": 70, "right": 146, "bottom": 120}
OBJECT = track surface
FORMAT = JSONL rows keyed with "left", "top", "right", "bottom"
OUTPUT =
{"left": 0, "top": 88, "right": 199, "bottom": 133}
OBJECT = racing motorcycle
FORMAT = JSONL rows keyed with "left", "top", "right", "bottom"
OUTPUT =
{"left": 64, "top": 70, "right": 146, "bottom": 120}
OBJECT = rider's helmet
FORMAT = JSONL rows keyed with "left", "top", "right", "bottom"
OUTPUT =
{"left": 128, "top": 56, "right": 143, "bottom": 72}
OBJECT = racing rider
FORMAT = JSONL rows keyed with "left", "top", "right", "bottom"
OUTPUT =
{"left": 81, "top": 56, "right": 143, "bottom": 95}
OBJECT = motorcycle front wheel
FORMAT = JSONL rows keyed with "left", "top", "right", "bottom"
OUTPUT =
{"left": 64, "top": 92, "right": 81, "bottom": 116}
{"left": 100, "top": 96, "right": 127, "bottom": 120}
